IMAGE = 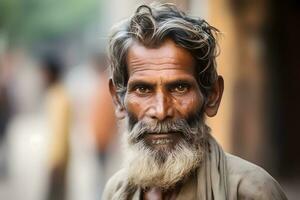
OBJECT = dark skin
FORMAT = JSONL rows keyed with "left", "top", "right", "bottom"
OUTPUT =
{"left": 110, "top": 39, "right": 224, "bottom": 200}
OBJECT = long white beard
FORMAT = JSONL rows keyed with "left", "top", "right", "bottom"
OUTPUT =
{"left": 122, "top": 136, "right": 204, "bottom": 189}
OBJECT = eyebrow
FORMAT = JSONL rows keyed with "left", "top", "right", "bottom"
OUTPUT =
{"left": 165, "top": 80, "right": 192, "bottom": 87}
{"left": 127, "top": 80, "right": 154, "bottom": 90}
{"left": 128, "top": 78, "right": 196, "bottom": 90}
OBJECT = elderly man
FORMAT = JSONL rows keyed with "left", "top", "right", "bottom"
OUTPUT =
{"left": 103, "top": 3, "right": 287, "bottom": 200}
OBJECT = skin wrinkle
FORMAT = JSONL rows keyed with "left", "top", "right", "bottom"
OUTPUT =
{"left": 129, "top": 57, "right": 181, "bottom": 68}
{"left": 127, "top": 41, "right": 196, "bottom": 76}
{"left": 130, "top": 67, "right": 187, "bottom": 74}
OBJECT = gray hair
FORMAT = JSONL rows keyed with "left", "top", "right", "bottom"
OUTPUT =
{"left": 108, "top": 3, "right": 220, "bottom": 99}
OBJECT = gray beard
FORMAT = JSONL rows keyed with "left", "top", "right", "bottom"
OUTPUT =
{"left": 122, "top": 117, "right": 209, "bottom": 189}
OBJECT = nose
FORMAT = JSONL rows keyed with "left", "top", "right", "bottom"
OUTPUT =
{"left": 148, "top": 91, "right": 174, "bottom": 121}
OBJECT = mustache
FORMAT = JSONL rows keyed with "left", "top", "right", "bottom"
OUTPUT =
{"left": 127, "top": 117, "right": 203, "bottom": 144}
{"left": 127, "top": 109, "right": 204, "bottom": 130}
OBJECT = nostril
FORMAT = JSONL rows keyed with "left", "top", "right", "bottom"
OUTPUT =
{"left": 150, "top": 115, "right": 157, "bottom": 119}
{"left": 150, "top": 108, "right": 174, "bottom": 121}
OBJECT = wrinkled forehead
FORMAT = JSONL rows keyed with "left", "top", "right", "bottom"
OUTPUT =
{"left": 126, "top": 39, "right": 196, "bottom": 77}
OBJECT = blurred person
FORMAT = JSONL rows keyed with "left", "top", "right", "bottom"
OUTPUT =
{"left": 89, "top": 53, "right": 117, "bottom": 166}
{"left": 0, "top": 87, "right": 10, "bottom": 141}
{"left": 0, "top": 53, "right": 15, "bottom": 142}
{"left": 0, "top": 52, "right": 16, "bottom": 179}
{"left": 88, "top": 53, "right": 118, "bottom": 198}
{"left": 102, "top": 3, "right": 287, "bottom": 200}
{"left": 0, "top": 86, "right": 12, "bottom": 178}
{"left": 0, "top": 82, "right": 12, "bottom": 142}
{"left": 0, "top": 50, "right": 51, "bottom": 200}
{"left": 41, "top": 54, "right": 72, "bottom": 200}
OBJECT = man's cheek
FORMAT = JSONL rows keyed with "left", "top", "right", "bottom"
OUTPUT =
{"left": 127, "top": 111, "right": 139, "bottom": 130}
{"left": 174, "top": 95, "right": 203, "bottom": 119}
{"left": 125, "top": 99, "right": 150, "bottom": 121}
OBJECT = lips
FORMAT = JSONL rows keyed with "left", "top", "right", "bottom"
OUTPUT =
{"left": 143, "top": 133, "right": 181, "bottom": 147}
{"left": 152, "top": 138, "right": 173, "bottom": 145}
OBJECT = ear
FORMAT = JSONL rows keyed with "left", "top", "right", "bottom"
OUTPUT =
{"left": 204, "top": 76, "right": 224, "bottom": 117}
{"left": 109, "top": 79, "right": 126, "bottom": 119}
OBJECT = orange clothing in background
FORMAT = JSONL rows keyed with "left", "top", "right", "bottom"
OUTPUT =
{"left": 90, "top": 74, "right": 117, "bottom": 153}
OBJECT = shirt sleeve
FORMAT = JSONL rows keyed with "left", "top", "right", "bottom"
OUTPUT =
{"left": 237, "top": 167, "right": 288, "bottom": 200}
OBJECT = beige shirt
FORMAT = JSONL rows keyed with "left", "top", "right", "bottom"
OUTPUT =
{"left": 102, "top": 136, "right": 287, "bottom": 200}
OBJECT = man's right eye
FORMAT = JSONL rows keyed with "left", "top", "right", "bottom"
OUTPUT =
{"left": 134, "top": 86, "right": 151, "bottom": 94}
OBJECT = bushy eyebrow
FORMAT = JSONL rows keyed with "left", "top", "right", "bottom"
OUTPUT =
{"left": 166, "top": 80, "right": 192, "bottom": 88}
{"left": 128, "top": 80, "right": 154, "bottom": 90}
{"left": 128, "top": 78, "right": 196, "bottom": 91}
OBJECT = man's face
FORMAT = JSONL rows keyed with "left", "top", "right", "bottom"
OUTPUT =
{"left": 124, "top": 39, "right": 204, "bottom": 151}
{"left": 115, "top": 39, "right": 207, "bottom": 188}
{"left": 109, "top": 39, "right": 223, "bottom": 188}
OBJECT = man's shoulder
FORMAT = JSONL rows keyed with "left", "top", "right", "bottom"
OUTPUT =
{"left": 102, "top": 168, "right": 128, "bottom": 200}
{"left": 225, "top": 153, "right": 287, "bottom": 199}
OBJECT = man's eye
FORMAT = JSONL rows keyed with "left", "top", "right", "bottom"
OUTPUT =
{"left": 135, "top": 86, "right": 151, "bottom": 94}
{"left": 172, "top": 84, "right": 189, "bottom": 93}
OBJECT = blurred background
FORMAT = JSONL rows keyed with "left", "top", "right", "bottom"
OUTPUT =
{"left": 0, "top": 0, "right": 299, "bottom": 199}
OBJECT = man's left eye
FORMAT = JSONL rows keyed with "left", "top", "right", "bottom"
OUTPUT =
{"left": 135, "top": 86, "right": 151, "bottom": 94}
{"left": 172, "top": 84, "right": 189, "bottom": 93}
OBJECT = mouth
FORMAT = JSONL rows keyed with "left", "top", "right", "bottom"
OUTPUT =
{"left": 151, "top": 138, "right": 173, "bottom": 145}
{"left": 143, "top": 132, "right": 181, "bottom": 148}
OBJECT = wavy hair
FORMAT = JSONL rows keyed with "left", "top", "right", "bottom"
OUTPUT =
{"left": 108, "top": 3, "right": 220, "bottom": 100}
